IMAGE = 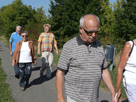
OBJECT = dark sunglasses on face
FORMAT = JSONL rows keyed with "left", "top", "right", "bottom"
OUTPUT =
{"left": 22, "top": 35, "right": 28, "bottom": 37}
{"left": 82, "top": 27, "right": 100, "bottom": 36}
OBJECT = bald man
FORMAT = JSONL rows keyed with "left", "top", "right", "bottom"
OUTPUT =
{"left": 56, "top": 14, "right": 116, "bottom": 102}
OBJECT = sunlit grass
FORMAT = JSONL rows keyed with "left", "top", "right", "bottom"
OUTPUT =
{"left": 0, "top": 58, "right": 16, "bottom": 102}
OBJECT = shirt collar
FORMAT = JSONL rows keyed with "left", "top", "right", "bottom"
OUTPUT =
{"left": 15, "top": 32, "right": 21, "bottom": 36}
{"left": 76, "top": 33, "right": 96, "bottom": 46}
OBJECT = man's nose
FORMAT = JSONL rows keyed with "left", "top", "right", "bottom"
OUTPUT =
{"left": 91, "top": 32, "right": 96, "bottom": 37}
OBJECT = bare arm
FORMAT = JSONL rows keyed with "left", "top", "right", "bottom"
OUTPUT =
{"left": 56, "top": 69, "right": 65, "bottom": 102}
{"left": 102, "top": 69, "right": 116, "bottom": 102}
{"left": 54, "top": 43, "right": 59, "bottom": 55}
{"left": 9, "top": 42, "right": 12, "bottom": 56}
{"left": 116, "top": 42, "right": 131, "bottom": 101}
{"left": 38, "top": 42, "right": 41, "bottom": 55}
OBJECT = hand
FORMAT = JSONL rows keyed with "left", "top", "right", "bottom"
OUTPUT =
{"left": 34, "top": 60, "right": 37, "bottom": 65}
{"left": 12, "top": 60, "right": 15, "bottom": 66}
{"left": 37, "top": 51, "right": 41, "bottom": 55}
{"left": 117, "top": 94, "right": 122, "bottom": 102}
{"left": 10, "top": 51, "right": 12, "bottom": 56}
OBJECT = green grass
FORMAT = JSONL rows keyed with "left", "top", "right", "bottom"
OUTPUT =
{"left": 53, "top": 49, "right": 61, "bottom": 65}
{"left": 0, "top": 35, "right": 9, "bottom": 45}
{"left": 0, "top": 58, "right": 16, "bottom": 102}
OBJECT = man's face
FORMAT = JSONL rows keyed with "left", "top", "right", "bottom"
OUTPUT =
{"left": 44, "top": 26, "right": 50, "bottom": 33}
{"left": 16, "top": 28, "right": 21, "bottom": 34}
{"left": 79, "top": 19, "right": 99, "bottom": 44}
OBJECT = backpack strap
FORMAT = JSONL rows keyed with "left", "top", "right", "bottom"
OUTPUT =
{"left": 123, "top": 40, "right": 134, "bottom": 73}
{"left": 129, "top": 40, "right": 134, "bottom": 57}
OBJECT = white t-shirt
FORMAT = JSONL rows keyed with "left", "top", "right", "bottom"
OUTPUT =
{"left": 123, "top": 41, "right": 136, "bottom": 84}
{"left": 19, "top": 42, "right": 32, "bottom": 63}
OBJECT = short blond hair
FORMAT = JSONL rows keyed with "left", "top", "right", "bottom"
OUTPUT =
{"left": 43, "top": 24, "right": 51, "bottom": 31}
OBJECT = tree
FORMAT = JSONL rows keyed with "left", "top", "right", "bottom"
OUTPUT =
{"left": 114, "top": 0, "right": 136, "bottom": 41}
{"left": 48, "top": 0, "right": 105, "bottom": 48}
{"left": 0, "top": 0, "right": 37, "bottom": 39}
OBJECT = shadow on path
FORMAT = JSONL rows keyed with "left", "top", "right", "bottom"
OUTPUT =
{"left": 122, "top": 99, "right": 129, "bottom": 102}
{"left": 32, "top": 66, "right": 41, "bottom": 71}
{"left": 27, "top": 69, "right": 57, "bottom": 89}
{"left": 100, "top": 99, "right": 129, "bottom": 102}
{"left": 100, "top": 100, "right": 109, "bottom": 102}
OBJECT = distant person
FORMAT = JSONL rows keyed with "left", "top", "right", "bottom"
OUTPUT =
{"left": 56, "top": 14, "right": 116, "bottom": 102}
{"left": 38, "top": 24, "right": 59, "bottom": 79}
{"left": 116, "top": 39, "right": 136, "bottom": 102}
{"left": 12, "top": 31, "right": 36, "bottom": 91}
{"left": 9, "top": 26, "right": 22, "bottom": 79}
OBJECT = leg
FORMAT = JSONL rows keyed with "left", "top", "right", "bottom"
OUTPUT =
{"left": 25, "top": 63, "right": 32, "bottom": 87}
{"left": 12, "top": 53, "right": 19, "bottom": 79}
{"left": 19, "top": 63, "right": 26, "bottom": 89}
{"left": 14, "top": 64, "right": 19, "bottom": 79}
{"left": 40, "top": 52, "right": 48, "bottom": 76}
{"left": 46, "top": 52, "right": 53, "bottom": 78}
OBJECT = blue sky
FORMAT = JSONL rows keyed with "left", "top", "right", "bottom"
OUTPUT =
{"left": 0, "top": 0, "right": 116, "bottom": 16}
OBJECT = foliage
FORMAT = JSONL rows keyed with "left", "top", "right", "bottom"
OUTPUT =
{"left": 114, "top": 0, "right": 136, "bottom": 41}
{"left": 48, "top": 0, "right": 105, "bottom": 48}
{"left": 24, "top": 22, "right": 43, "bottom": 46}
{"left": 0, "top": 58, "right": 15, "bottom": 102}
{"left": 0, "top": 0, "right": 47, "bottom": 41}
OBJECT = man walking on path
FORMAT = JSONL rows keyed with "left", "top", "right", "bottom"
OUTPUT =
{"left": 56, "top": 14, "right": 116, "bottom": 102}
{"left": 9, "top": 26, "right": 22, "bottom": 79}
{"left": 38, "top": 24, "right": 59, "bottom": 79}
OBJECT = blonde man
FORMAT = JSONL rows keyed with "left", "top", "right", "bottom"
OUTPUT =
{"left": 38, "top": 24, "right": 59, "bottom": 79}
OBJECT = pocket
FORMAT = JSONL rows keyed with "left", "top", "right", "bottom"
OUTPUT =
{"left": 19, "top": 63, "right": 25, "bottom": 68}
{"left": 27, "top": 63, "right": 32, "bottom": 71}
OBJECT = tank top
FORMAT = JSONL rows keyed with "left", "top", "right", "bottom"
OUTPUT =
{"left": 123, "top": 41, "right": 136, "bottom": 84}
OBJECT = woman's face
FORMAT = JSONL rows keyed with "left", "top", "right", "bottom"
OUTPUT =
{"left": 44, "top": 26, "right": 50, "bottom": 33}
{"left": 21, "top": 33, "right": 28, "bottom": 42}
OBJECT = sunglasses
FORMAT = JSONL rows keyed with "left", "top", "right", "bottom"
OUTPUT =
{"left": 22, "top": 35, "right": 28, "bottom": 37}
{"left": 82, "top": 27, "right": 100, "bottom": 36}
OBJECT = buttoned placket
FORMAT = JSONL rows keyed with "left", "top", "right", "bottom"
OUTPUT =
{"left": 88, "top": 45, "right": 92, "bottom": 55}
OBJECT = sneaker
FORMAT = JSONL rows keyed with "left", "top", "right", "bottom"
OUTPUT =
{"left": 15, "top": 75, "right": 19, "bottom": 79}
{"left": 40, "top": 72, "right": 43, "bottom": 77}
{"left": 21, "top": 87, "right": 25, "bottom": 91}
{"left": 46, "top": 75, "right": 51, "bottom": 80}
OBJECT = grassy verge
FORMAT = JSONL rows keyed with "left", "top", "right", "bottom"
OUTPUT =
{"left": 53, "top": 49, "right": 61, "bottom": 65}
{"left": 0, "top": 35, "right": 9, "bottom": 45}
{"left": 0, "top": 58, "right": 15, "bottom": 102}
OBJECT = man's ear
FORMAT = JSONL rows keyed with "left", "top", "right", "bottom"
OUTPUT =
{"left": 79, "top": 26, "right": 83, "bottom": 34}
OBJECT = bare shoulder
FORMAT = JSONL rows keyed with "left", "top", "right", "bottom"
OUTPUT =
{"left": 133, "top": 39, "right": 136, "bottom": 45}
{"left": 125, "top": 41, "right": 131, "bottom": 48}
{"left": 122, "top": 42, "right": 131, "bottom": 54}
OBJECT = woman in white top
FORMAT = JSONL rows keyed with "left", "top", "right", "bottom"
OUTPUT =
{"left": 116, "top": 39, "right": 136, "bottom": 102}
{"left": 12, "top": 31, "right": 36, "bottom": 91}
